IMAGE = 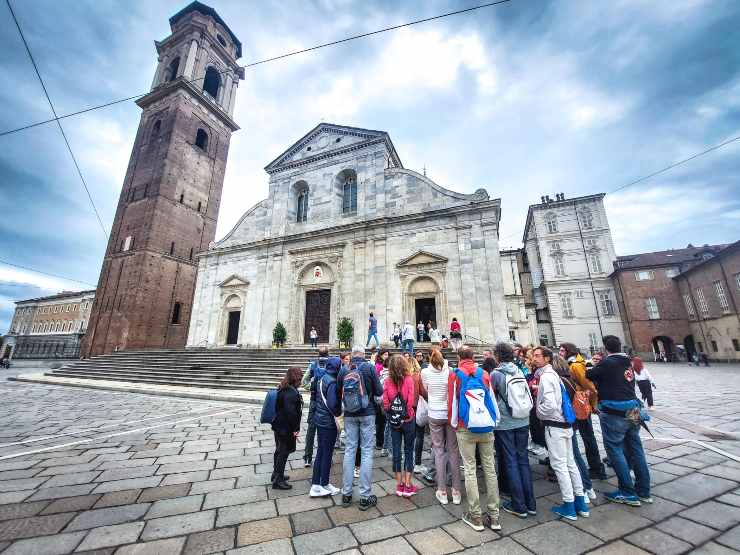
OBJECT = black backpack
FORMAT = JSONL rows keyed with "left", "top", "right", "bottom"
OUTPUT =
{"left": 387, "top": 392, "right": 408, "bottom": 429}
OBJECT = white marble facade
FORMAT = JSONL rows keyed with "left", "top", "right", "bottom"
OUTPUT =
{"left": 187, "top": 123, "right": 509, "bottom": 347}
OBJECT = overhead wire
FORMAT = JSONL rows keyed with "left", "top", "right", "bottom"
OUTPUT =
{"left": 0, "top": 0, "right": 512, "bottom": 138}
{"left": 0, "top": 259, "right": 97, "bottom": 287}
{"left": 5, "top": 0, "right": 109, "bottom": 239}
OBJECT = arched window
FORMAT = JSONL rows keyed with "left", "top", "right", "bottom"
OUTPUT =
{"left": 545, "top": 212, "right": 558, "bottom": 234}
{"left": 165, "top": 57, "right": 180, "bottom": 82}
{"left": 295, "top": 181, "right": 309, "bottom": 223}
{"left": 580, "top": 208, "right": 594, "bottom": 230}
{"left": 152, "top": 120, "right": 161, "bottom": 137}
{"left": 337, "top": 170, "right": 357, "bottom": 215}
{"left": 195, "top": 129, "right": 208, "bottom": 151}
{"left": 203, "top": 67, "right": 221, "bottom": 100}
{"left": 171, "top": 302, "right": 182, "bottom": 325}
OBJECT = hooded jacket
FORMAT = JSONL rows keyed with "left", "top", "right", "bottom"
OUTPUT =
{"left": 535, "top": 364, "right": 565, "bottom": 424}
{"left": 568, "top": 353, "right": 598, "bottom": 409}
{"left": 312, "top": 357, "right": 342, "bottom": 428}
{"left": 491, "top": 362, "right": 529, "bottom": 431}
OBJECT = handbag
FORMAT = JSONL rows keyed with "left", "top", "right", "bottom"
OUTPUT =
{"left": 416, "top": 396, "right": 429, "bottom": 426}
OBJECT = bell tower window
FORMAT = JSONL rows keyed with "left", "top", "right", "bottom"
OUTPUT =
{"left": 203, "top": 67, "right": 221, "bottom": 100}
{"left": 165, "top": 57, "right": 180, "bottom": 82}
{"left": 195, "top": 129, "right": 208, "bottom": 150}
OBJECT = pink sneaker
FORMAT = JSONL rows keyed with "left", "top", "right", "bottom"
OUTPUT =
{"left": 403, "top": 484, "right": 419, "bottom": 497}
{"left": 396, "top": 484, "right": 406, "bottom": 497}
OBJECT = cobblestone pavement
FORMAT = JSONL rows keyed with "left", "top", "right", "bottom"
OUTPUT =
{"left": 1, "top": 363, "right": 740, "bottom": 554}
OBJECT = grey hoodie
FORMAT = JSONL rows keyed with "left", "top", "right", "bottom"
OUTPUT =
{"left": 491, "top": 362, "right": 530, "bottom": 431}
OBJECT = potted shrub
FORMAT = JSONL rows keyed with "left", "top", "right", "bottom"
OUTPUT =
{"left": 272, "top": 321, "right": 287, "bottom": 348}
{"left": 337, "top": 317, "right": 353, "bottom": 349}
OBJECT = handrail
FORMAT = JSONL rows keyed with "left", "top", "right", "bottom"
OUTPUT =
{"left": 463, "top": 333, "right": 493, "bottom": 346}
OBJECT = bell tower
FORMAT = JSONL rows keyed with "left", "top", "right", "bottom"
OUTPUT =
{"left": 82, "top": 1, "right": 243, "bottom": 356}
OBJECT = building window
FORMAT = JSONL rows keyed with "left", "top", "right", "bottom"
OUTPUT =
{"left": 545, "top": 213, "right": 558, "bottom": 233}
{"left": 550, "top": 241, "right": 561, "bottom": 253}
{"left": 295, "top": 183, "right": 309, "bottom": 223}
{"left": 683, "top": 294, "right": 696, "bottom": 319}
{"left": 539, "top": 334, "right": 549, "bottom": 346}
{"left": 179, "top": 193, "right": 184, "bottom": 203}
{"left": 217, "top": 34, "right": 227, "bottom": 47}
{"left": 171, "top": 302, "right": 182, "bottom": 325}
{"left": 665, "top": 267, "right": 679, "bottom": 278}
{"left": 580, "top": 209, "right": 594, "bottom": 229}
{"left": 588, "top": 332, "right": 599, "bottom": 351}
{"left": 585, "top": 238, "right": 597, "bottom": 250}
{"left": 645, "top": 297, "right": 660, "bottom": 320}
{"left": 342, "top": 174, "right": 357, "bottom": 215}
{"left": 590, "top": 253, "right": 603, "bottom": 274}
{"left": 599, "top": 291, "right": 615, "bottom": 316}
{"left": 189, "top": 247, "right": 194, "bottom": 260}
{"left": 197, "top": 201, "right": 202, "bottom": 213}
{"left": 169, "top": 242, "right": 175, "bottom": 256}
{"left": 509, "top": 330, "right": 516, "bottom": 341}
{"left": 696, "top": 288, "right": 709, "bottom": 316}
{"left": 152, "top": 119, "right": 161, "bottom": 137}
{"left": 711, "top": 340, "right": 718, "bottom": 352}
{"left": 575, "top": 290, "right": 584, "bottom": 299}
{"left": 732, "top": 339, "right": 740, "bottom": 352}
{"left": 560, "top": 293, "right": 574, "bottom": 318}
{"left": 203, "top": 66, "right": 221, "bottom": 100}
{"left": 553, "top": 256, "right": 565, "bottom": 277}
{"left": 635, "top": 270, "right": 654, "bottom": 281}
{"left": 165, "top": 57, "right": 180, "bottom": 82}
{"left": 123, "top": 236, "right": 132, "bottom": 252}
{"left": 195, "top": 129, "right": 208, "bottom": 151}
{"left": 714, "top": 280, "right": 730, "bottom": 313}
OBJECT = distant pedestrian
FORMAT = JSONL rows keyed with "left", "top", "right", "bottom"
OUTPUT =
{"left": 375, "top": 349, "right": 391, "bottom": 453}
{"left": 309, "top": 326, "right": 318, "bottom": 348}
{"left": 429, "top": 324, "right": 441, "bottom": 345}
{"left": 367, "top": 312, "right": 380, "bottom": 347}
{"left": 310, "top": 357, "right": 343, "bottom": 497}
{"left": 402, "top": 321, "right": 415, "bottom": 353}
{"left": 383, "top": 354, "right": 417, "bottom": 497}
{"left": 449, "top": 317, "right": 463, "bottom": 351}
{"left": 391, "top": 322, "right": 401, "bottom": 348}
{"left": 301, "top": 346, "right": 329, "bottom": 467}
{"left": 417, "top": 321, "right": 425, "bottom": 342}
{"left": 632, "top": 356, "right": 655, "bottom": 408}
{"left": 271, "top": 367, "right": 304, "bottom": 490}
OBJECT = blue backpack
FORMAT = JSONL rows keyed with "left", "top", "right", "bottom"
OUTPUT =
{"left": 342, "top": 363, "right": 370, "bottom": 413}
{"left": 560, "top": 383, "right": 576, "bottom": 425}
{"left": 260, "top": 389, "right": 278, "bottom": 424}
{"left": 455, "top": 367, "right": 498, "bottom": 433}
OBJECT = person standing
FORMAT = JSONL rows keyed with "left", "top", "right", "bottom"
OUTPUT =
{"left": 422, "top": 348, "right": 461, "bottom": 505}
{"left": 338, "top": 346, "right": 383, "bottom": 510}
{"left": 402, "top": 320, "right": 415, "bottom": 353}
{"left": 560, "top": 343, "right": 606, "bottom": 481}
{"left": 533, "top": 347, "right": 589, "bottom": 521}
{"left": 383, "top": 354, "right": 418, "bottom": 497}
{"left": 309, "top": 326, "right": 318, "bottom": 348}
{"left": 367, "top": 312, "right": 380, "bottom": 348}
{"left": 391, "top": 322, "right": 401, "bottom": 348}
{"left": 310, "top": 357, "right": 342, "bottom": 497}
{"left": 417, "top": 321, "right": 425, "bottom": 342}
{"left": 449, "top": 346, "right": 502, "bottom": 532}
{"left": 449, "top": 317, "right": 463, "bottom": 351}
{"left": 429, "top": 324, "right": 441, "bottom": 346}
{"left": 587, "top": 336, "right": 651, "bottom": 506}
{"left": 632, "top": 356, "right": 655, "bottom": 408}
{"left": 412, "top": 351, "right": 428, "bottom": 475}
{"left": 375, "top": 349, "right": 391, "bottom": 453}
{"left": 490, "top": 343, "right": 536, "bottom": 518}
{"left": 302, "top": 346, "right": 329, "bottom": 467}
{"left": 271, "top": 367, "right": 304, "bottom": 490}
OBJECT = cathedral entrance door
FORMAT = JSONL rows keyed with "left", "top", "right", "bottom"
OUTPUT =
{"left": 305, "top": 289, "right": 331, "bottom": 343}
{"left": 415, "top": 298, "right": 437, "bottom": 336}
{"left": 226, "top": 311, "right": 240, "bottom": 345}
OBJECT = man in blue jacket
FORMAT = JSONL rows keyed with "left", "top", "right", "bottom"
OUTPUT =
{"left": 302, "top": 346, "right": 329, "bottom": 467}
{"left": 337, "top": 345, "right": 383, "bottom": 511}
{"left": 587, "top": 335, "right": 651, "bottom": 506}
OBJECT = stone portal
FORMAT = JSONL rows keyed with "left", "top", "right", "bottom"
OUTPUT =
{"left": 304, "top": 289, "right": 331, "bottom": 343}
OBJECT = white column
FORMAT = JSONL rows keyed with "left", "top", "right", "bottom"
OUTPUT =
{"left": 183, "top": 39, "right": 198, "bottom": 79}
{"left": 228, "top": 81, "right": 238, "bottom": 116}
{"left": 222, "top": 74, "right": 233, "bottom": 111}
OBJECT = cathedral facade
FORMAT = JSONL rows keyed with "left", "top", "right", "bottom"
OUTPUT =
{"left": 187, "top": 123, "right": 509, "bottom": 348}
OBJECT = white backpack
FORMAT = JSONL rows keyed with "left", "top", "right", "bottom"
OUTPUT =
{"left": 504, "top": 373, "right": 533, "bottom": 419}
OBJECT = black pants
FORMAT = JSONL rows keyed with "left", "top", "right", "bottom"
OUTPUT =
{"left": 414, "top": 423, "right": 425, "bottom": 466}
{"left": 494, "top": 431, "right": 509, "bottom": 493}
{"left": 637, "top": 380, "right": 654, "bottom": 407}
{"left": 576, "top": 417, "right": 605, "bottom": 476}
{"left": 272, "top": 431, "right": 296, "bottom": 483}
{"left": 304, "top": 400, "right": 317, "bottom": 462}
{"left": 375, "top": 410, "right": 386, "bottom": 448}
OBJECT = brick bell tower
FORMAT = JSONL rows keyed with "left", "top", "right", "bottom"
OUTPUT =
{"left": 82, "top": 2, "right": 243, "bottom": 356}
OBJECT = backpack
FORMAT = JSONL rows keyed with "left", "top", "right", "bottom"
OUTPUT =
{"left": 260, "top": 389, "right": 278, "bottom": 424}
{"left": 559, "top": 380, "right": 576, "bottom": 425}
{"left": 342, "top": 363, "right": 370, "bottom": 413}
{"left": 387, "top": 391, "right": 408, "bottom": 429}
{"left": 572, "top": 389, "right": 592, "bottom": 420}
{"left": 504, "top": 373, "right": 534, "bottom": 419}
{"left": 455, "top": 367, "right": 498, "bottom": 433}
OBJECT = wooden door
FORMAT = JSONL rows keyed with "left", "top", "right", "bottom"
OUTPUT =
{"left": 304, "top": 289, "right": 331, "bottom": 343}
{"left": 226, "top": 311, "right": 240, "bottom": 345}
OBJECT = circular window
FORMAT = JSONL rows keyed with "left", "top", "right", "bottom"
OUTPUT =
{"left": 217, "top": 34, "right": 227, "bottom": 47}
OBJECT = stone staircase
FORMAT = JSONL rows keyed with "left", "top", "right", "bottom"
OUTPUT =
{"left": 46, "top": 345, "right": 481, "bottom": 391}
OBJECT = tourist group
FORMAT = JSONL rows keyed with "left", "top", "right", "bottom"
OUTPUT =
{"left": 262, "top": 322, "right": 654, "bottom": 532}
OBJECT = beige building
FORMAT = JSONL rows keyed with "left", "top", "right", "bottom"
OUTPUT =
{"left": 1, "top": 290, "right": 95, "bottom": 360}
{"left": 500, "top": 249, "right": 537, "bottom": 346}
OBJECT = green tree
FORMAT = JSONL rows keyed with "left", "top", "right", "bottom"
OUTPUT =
{"left": 272, "top": 321, "right": 287, "bottom": 347}
{"left": 337, "top": 317, "right": 353, "bottom": 349}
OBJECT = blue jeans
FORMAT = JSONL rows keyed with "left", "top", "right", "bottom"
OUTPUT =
{"left": 572, "top": 432, "right": 592, "bottom": 491}
{"left": 367, "top": 331, "right": 379, "bottom": 347}
{"left": 402, "top": 339, "right": 414, "bottom": 353}
{"left": 391, "top": 420, "right": 415, "bottom": 473}
{"left": 342, "top": 415, "right": 376, "bottom": 497}
{"left": 312, "top": 425, "right": 337, "bottom": 487}
{"left": 496, "top": 426, "right": 536, "bottom": 513}
{"left": 600, "top": 412, "right": 650, "bottom": 497}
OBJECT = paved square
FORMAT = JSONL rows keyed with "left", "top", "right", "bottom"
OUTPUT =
{"left": 1, "top": 362, "right": 740, "bottom": 553}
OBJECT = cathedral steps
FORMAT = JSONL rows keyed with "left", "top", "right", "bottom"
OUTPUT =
{"left": 46, "top": 345, "right": 484, "bottom": 391}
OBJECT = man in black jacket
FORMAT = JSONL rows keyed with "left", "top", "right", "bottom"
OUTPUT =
{"left": 587, "top": 335, "right": 651, "bottom": 507}
{"left": 337, "top": 345, "right": 383, "bottom": 511}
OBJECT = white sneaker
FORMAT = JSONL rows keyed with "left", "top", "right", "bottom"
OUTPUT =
{"left": 586, "top": 488, "right": 597, "bottom": 500}
{"left": 309, "top": 485, "right": 331, "bottom": 497}
{"left": 326, "top": 484, "right": 340, "bottom": 495}
{"left": 435, "top": 490, "right": 449, "bottom": 505}
{"left": 413, "top": 464, "right": 425, "bottom": 475}
{"left": 451, "top": 489, "right": 462, "bottom": 505}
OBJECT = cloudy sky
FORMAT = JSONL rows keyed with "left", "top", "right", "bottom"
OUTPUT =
{"left": 1, "top": 0, "right": 739, "bottom": 333}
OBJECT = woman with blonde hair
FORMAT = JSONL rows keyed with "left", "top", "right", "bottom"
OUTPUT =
{"left": 421, "top": 348, "right": 461, "bottom": 505}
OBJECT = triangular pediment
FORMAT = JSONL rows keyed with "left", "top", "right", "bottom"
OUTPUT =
{"left": 396, "top": 251, "right": 449, "bottom": 268}
{"left": 218, "top": 274, "right": 249, "bottom": 288}
{"left": 264, "top": 123, "right": 402, "bottom": 173}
